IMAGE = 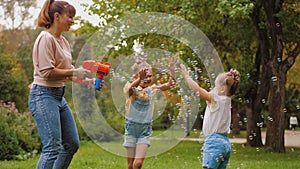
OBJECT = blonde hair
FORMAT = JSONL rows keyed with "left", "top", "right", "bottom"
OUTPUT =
{"left": 131, "top": 61, "right": 151, "bottom": 74}
{"left": 37, "top": 0, "right": 76, "bottom": 28}
{"left": 215, "top": 69, "right": 240, "bottom": 96}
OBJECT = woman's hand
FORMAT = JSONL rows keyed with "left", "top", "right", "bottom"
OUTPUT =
{"left": 84, "top": 78, "right": 96, "bottom": 89}
{"left": 74, "top": 67, "right": 91, "bottom": 79}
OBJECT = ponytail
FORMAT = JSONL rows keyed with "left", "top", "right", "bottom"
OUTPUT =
{"left": 226, "top": 69, "right": 240, "bottom": 96}
{"left": 37, "top": 0, "right": 53, "bottom": 28}
{"left": 37, "top": 0, "right": 76, "bottom": 28}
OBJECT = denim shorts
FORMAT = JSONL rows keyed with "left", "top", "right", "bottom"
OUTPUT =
{"left": 123, "top": 120, "right": 152, "bottom": 147}
{"left": 202, "top": 133, "right": 231, "bottom": 169}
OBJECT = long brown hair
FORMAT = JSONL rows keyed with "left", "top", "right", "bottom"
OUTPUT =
{"left": 37, "top": 0, "right": 76, "bottom": 28}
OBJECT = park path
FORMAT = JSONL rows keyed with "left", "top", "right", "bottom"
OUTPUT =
{"left": 182, "top": 130, "right": 300, "bottom": 147}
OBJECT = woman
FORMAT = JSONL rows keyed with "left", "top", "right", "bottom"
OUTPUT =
{"left": 28, "top": 0, "right": 90, "bottom": 168}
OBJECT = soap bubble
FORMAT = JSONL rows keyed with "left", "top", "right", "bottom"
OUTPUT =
{"left": 277, "top": 57, "right": 282, "bottom": 62}
{"left": 246, "top": 73, "right": 250, "bottom": 78}
{"left": 271, "top": 76, "right": 278, "bottom": 82}
{"left": 267, "top": 116, "right": 273, "bottom": 122}
{"left": 257, "top": 122, "right": 264, "bottom": 128}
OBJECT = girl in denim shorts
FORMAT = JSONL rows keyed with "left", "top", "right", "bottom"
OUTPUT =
{"left": 123, "top": 57, "right": 176, "bottom": 169}
{"left": 180, "top": 64, "right": 240, "bottom": 169}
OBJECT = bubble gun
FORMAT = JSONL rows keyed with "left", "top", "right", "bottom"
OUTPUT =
{"left": 77, "top": 60, "right": 111, "bottom": 90}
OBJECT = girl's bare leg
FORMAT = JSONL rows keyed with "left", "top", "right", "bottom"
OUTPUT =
{"left": 133, "top": 144, "right": 148, "bottom": 169}
{"left": 126, "top": 147, "right": 136, "bottom": 169}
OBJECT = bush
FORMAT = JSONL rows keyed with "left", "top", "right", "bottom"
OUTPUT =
{"left": 0, "top": 116, "right": 19, "bottom": 160}
{"left": 0, "top": 100, "right": 40, "bottom": 160}
{"left": 0, "top": 47, "right": 29, "bottom": 112}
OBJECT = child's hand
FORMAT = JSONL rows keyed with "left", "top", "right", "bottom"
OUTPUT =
{"left": 169, "top": 56, "right": 177, "bottom": 68}
{"left": 138, "top": 68, "right": 148, "bottom": 80}
{"left": 180, "top": 64, "right": 189, "bottom": 78}
{"left": 169, "top": 56, "right": 177, "bottom": 79}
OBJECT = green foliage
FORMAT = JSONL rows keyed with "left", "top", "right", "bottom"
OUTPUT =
{"left": 15, "top": 45, "right": 34, "bottom": 83}
{"left": 275, "top": 0, "right": 300, "bottom": 42}
{"left": 0, "top": 46, "right": 29, "bottom": 112}
{"left": 0, "top": 101, "right": 40, "bottom": 160}
{"left": 286, "top": 85, "right": 300, "bottom": 114}
{"left": 216, "top": 0, "right": 255, "bottom": 18}
{"left": 0, "top": 113, "right": 20, "bottom": 160}
{"left": 73, "top": 18, "right": 99, "bottom": 36}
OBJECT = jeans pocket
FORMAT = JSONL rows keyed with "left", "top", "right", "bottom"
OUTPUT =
{"left": 125, "top": 122, "right": 132, "bottom": 136}
{"left": 28, "top": 90, "right": 44, "bottom": 118}
{"left": 28, "top": 96, "right": 37, "bottom": 116}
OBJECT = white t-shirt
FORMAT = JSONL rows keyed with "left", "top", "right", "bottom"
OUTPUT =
{"left": 290, "top": 116, "right": 298, "bottom": 125}
{"left": 32, "top": 31, "right": 74, "bottom": 87}
{"left": 202, "top": 88, "right": 232, "bottom": 136}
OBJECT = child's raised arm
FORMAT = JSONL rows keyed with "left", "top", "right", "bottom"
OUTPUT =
{"left": 159, "top": 56, "right": 177, "bottom": 91}
{"left": 179, "top": 64, "right": 212, "bottom": 103}
{"left": 124, "top": 68, "right": 148, "bottom": 96}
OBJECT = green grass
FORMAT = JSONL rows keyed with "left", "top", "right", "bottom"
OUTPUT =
{"left": 154, "top": 129, "right": 248, "bottom": 139}
{"left": 1, "top": 141, "right": 300, "bottom": 169}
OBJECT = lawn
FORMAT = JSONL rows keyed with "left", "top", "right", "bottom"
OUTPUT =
{"left": 0, "top": 140, "right": 300, "bottom": 169}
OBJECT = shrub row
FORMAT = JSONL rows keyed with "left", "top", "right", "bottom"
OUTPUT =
{"left": 0, "top": 100, "right": 40, "bottom": 160}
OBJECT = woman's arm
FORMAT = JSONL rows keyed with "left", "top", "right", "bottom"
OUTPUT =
{"left": 48, "top": 67, "right": 90, "bottom": 78}
{"left": 180, "top": 64, "right": 212, "bottom": 103}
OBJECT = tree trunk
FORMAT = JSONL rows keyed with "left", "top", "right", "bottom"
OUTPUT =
{"left": 261, "top": 0, "right": 287, "bottom": 152}
{"left": 246, "top": 4, "right": 271, "bottom": 147}
{"left": 264, "top": 43, "right": 300, "bottom": 153}
{"left": 265, "top": 66, "right": 286, "bottom": 152}
{"left": 246, "top": 105, "right": 263, "bottom": 146}
{"left": 231, "top": 100, "right": 240, "bottom": 135}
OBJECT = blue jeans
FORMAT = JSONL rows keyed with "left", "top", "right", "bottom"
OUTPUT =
{"left": 202, "top": 134, "right": 231, "bottom": 169}
{"left": 28, "top": 84, "right": 80, "bottom": 169}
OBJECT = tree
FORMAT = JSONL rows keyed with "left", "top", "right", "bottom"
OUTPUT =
{"left": 218, "top": 0, "right": 300, "bottom": 152}
{"left": 0, "top": 0, "right": 36, "bottom": 30}
{"left": 0, "top": 45, "right": 29, "bottom": 112}
{"left": 261, "top": 0, "right": 300, "bottom": 153}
